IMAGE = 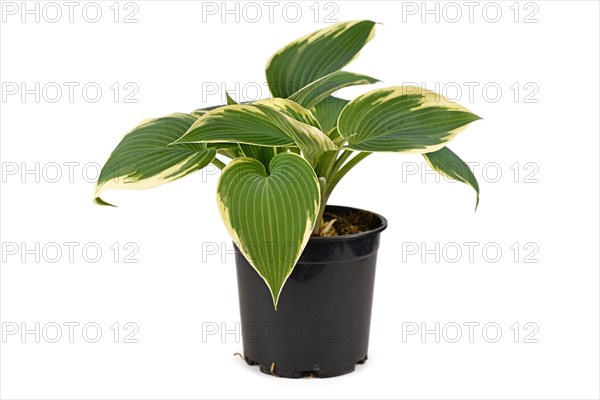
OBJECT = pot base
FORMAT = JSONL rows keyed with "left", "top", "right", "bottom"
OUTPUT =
{"left": 242, "top": 354, "right": 368, "bottom": 378}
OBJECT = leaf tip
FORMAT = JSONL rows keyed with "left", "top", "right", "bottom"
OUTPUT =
{"left": 225, "top": 91, "right": 238, "bottom": 105}
{"left": 271, "top": 290, "right": 281, "bottom": 311}
{"left": 93, "top": 197, "right": 117, "bottom": 207}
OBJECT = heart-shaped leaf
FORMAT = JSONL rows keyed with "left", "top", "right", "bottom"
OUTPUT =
{"left": 217, "top": 152, "right": 320, "bottom": 308}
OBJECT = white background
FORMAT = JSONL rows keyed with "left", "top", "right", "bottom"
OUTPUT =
{"left": 1, "top": 1, "right": 599, "bottom": 399}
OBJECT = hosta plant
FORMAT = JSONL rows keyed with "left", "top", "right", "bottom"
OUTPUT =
{"left": 94, "top": 20, "right": 481, "bottom": 308}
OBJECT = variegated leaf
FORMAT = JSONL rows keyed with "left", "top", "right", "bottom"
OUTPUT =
{"left": 217, "top": 153, "right": 320, "bottom": 308}
{"left": 94, "top": 113, "right": 216, "bottom": 206}
{"left": 175, "top": 104, "right": 293, "bottom": 146}
{"left": 223, "top": 92, "right": 275, "bottom": 166}
{"left": 238, "top": 144, "right": 276, "bottom": 171}
{"left": 311, "top": 96, "right": 350, "bottom": 134}
{"left": 338, "top": 86, "right": 481, "bottom": 152}
{"left": 173, "top": 104, "right": 335, "bottom": 165}
{"left": 266, "top": 20, "right": 376, "bottom": 98}
{"left": 289, "top": 71, "right": 379, "bottom": 109}
{"left": 255, "top": 98, "right": 322, "bottom": 129}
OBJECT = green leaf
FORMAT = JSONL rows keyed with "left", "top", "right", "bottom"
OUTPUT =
{"left": 311, "top": 96, "right": 349, "bottom": 134}
{"left": 289, "top": 71, "right": 379, "bottom": 109}
{"left": 174, "top": 103, "right": 336, "bottom": 165}
{"left": 94, "top": 113, "right": 216, "bottom": 206}
{"left": 175, "top": 104, "right": 294, "bottom": 146}
{"left": 217, "top": 153, "right": 320, "bottom": 308}
{"left": 224, "top": 91, "right": 274, "bottom": 165}
{"left": 266, "top": 20, "right": 376, "bottom": 98}
{"left": 251, "top": 98, "right": 328, "bottom": 166}
{"left": 225, "top": 91, "right": 237, "bottom": 105}
{"left": 423, "top": 147, "right": 480, "bottom": 210}
{"left": 191, "top": 108, "right": 210, "bottom": 118}
{"left": 255, "top": 98, "right": 322, "bottom": 129}
{"left": 338, "top": 86, "right": 481, "bottom": 152}
{"left": 209, "top": 142, "right": 243, "bottom": 159}
{"left": 238, "top": 144, "right": 276, "bottom": 171}
{"left": 191, "top": 104, "right": 242, "bottom": 157}
{"left": 311, "top": 97, "right": 350, "bottom": 178}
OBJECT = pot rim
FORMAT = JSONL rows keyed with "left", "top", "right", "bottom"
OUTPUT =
{"left": 309, "top": 204, "right": 388, "bottom": 243}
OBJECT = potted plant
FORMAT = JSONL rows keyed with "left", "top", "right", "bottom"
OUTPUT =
{"left": 94, "top": 20, "right": 480, "bottom": 378}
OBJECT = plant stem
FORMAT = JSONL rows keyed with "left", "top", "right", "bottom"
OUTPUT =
{"left": 211, "top": 157, "right": 226, "bottom": 170}
{"left": 312, "top": 177, "right": 329, "bottom": 236}
{"left": 325, "top": 152, "right": 371, "bottom": 198}
{"left": 328, "top": 150, "right": 353, "bottom": 177}
{"left": 312, "top": 152, "right": 371, "bottom": 236}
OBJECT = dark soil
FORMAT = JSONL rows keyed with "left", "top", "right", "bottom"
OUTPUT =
{"left": 321, "top": 210, "right": 375, "bottom": 236}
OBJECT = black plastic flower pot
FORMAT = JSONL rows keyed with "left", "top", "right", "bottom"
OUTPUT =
{"left": 234, "top": 205, "right": 388, "bottom": 378}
